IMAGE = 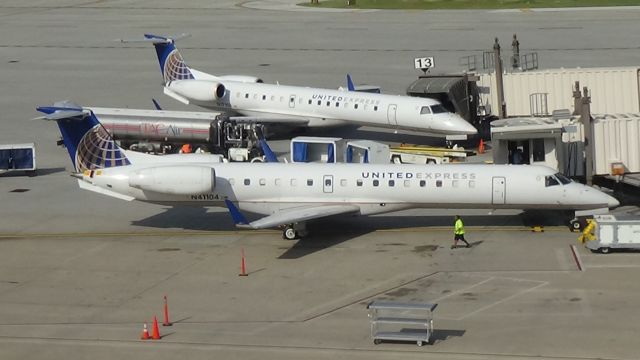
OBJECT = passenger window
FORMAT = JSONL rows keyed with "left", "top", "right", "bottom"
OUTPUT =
{"left": 308, "top": 99, "right": 312, "bottom": 105}
{"left": 280, "top": 96, "right": 284, "bottom": 102}
{"left": 545, "top": 176, "right": 560, "bottom": 187}
{"left": 388, "top": 180, "right": 395, "bottom": 187}
{"left": 469, "top": 180, "right": 475, "bottom": 188}
{"left": 290, "top": 179, "right": 297, "bottom": 186}
{"left": 357, "top": 179, "right": 363, "bottom": 187}
{"left": 419, "top": 180, "right": 426, "bottom": 187}
{"left": 271, "top": 95, "right": 275, "bottom": 101}
{"left": 373, "top": 179, "right": 379, "bottom": 187}
{"left": 452, "top": 180, "right": 459, "bottom": 188}
{"left": 374, "top": 106, "right": 378, "bottom": 111}
{"left": 340, "top": 179, "right": 347, "bottom": 186}
{"left": 245, "top": 93, "right": 249, "bottom": 98}
{"left": 436, "top": 180, "right": 443, "bottom": 187}
{"left": 259, "top": 178, "right": 266, "bottom": 186}
{"left": 244, "top": 179, "right": 250, "bottom": 186}
{"left": 326, "top": 101, "right": 331, "bottom": 106}
{"left": 307, "top": 179, "right": 313, "bottom": 186}
{"left": 236, "top": 92, "right": 240, "bottom": 98}
{"left": 262, "top": 95, "right": 266, "bottom": 100}
{"left": 404, "top": 180, "right": 411, "bottom": 187}
{"left": 275, "top": 178, "right": 281, "bottom": 186}
{"left": 354, "top": 104, "right": 359, "bottom": 109}
{"left": 336, "top": 102, "right": 340, "bottom": 107}
{"left": 317, "top": 100, "right": 322, "bottom": 105}
{"left": 325, "top": 178, "right": 331, "bottom": 186}
{"left": 253, "top": 94, "right": 258, "bottom": 99}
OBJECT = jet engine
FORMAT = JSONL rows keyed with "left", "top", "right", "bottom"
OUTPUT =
{"left": 167, "top": 80, "right": 227, "bottom": 102}
{"left": 129, "top": 165, "right": 215, "bottom": 195}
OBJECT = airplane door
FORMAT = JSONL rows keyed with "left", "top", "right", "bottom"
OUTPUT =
{"left": 323, "top": 175, "right": 333, "bottom": 193}
{"left": 387, "top": 104, "right": 398, "bottom": 126}
{"left": 492, "top": 176, "right": 506, "bottom": 205}
{"left": 289, "top": 95, "right": 296, "bottom": 108}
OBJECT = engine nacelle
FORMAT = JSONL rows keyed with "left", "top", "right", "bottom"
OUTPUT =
{"left": 129, "top": 166, "right": 215, "bottom": 195}
{"left": 217, "top": 75, "right": 264, "bottom": 83}
{"left": 167, "top": 80, "right": 226, "bottom": 102}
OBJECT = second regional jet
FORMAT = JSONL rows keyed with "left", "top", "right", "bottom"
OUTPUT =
{"left": 124, "top": 34, "right": 477, "bottom": 137}
{"left": 38, "top": 102, "right": 618, "bottom": 240}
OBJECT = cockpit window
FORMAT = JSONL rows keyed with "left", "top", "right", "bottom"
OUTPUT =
{"left": 430, "top": 104, "right": 448, "bottom": 114}
{"left": 420, "top": 106, "right": 431, "bottom": 115}
{"left": 555, "top": 173, "right": 572, "bottom": 185}
{"left": 545, "top": 175, "right": 560, "bottom": 187}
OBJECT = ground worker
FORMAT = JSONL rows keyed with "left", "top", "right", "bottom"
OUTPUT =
{"left": 452, "top": 215, "right": 471, "bottom": 249}
{"left": 179, "top": 143, "right": 192, "bottom": 154}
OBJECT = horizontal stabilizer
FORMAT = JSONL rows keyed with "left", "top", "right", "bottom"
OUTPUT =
{"left": 120, "top": 33, "right": 191, "bottom": 44}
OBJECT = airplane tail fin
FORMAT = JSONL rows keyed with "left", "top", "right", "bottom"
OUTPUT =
{"left": 123, "top": 33, "right": 194, "bottom": 85}
{"left": 36, "top": 101, "right": 131, "bottom": 173}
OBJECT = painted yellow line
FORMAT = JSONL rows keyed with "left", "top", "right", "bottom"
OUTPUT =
{"left": 0, "top": 226, "right": 568, "bottom": 239}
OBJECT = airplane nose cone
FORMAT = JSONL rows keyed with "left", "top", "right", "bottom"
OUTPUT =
{"left": 607, "top": 194, "right": 620, "bottom": 208}
{"left": 433, "top": 114, "right": 477, "bottom": 135}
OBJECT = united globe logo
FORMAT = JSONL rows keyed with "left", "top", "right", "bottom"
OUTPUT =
{"left": 74, "top": 125, "right": 130, "bottom": 172}
{"left": 163, "top": 49, "right": 194, "bottom": 83}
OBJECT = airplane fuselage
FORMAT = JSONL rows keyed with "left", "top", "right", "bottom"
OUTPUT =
{"left": 165, "top": 79, "right": 478, "bottom": 135}
{"left": 80, "top": 162, "right": 617, "bottom": 216}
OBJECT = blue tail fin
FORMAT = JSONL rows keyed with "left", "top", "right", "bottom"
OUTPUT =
{"left": 37, "top": 101, "right": 131, "bottom": 173}
{"left": 142, "top": 34, "right": 194, "bottom": 84}
{"left": 346, "top": 74, "right": 355, "bottom": 91}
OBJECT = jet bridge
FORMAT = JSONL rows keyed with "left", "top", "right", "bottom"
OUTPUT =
{"left": 407, "top": 74, "right": 492, "bottom": 139}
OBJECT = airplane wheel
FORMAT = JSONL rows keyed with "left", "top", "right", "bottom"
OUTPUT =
{"left": 391, "top": 156, "right": 401, "bottom": 164}
{"left": 570, "top": 219, "right": 583, "bottom": 232}
{"left": 283, "top": 227, "right": 297, "bottom": 240}
{"left": 600, "top": 247, "right": 610, "bottom": 254}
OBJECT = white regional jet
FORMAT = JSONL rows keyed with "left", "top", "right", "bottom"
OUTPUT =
{"left": 39, "top": 102, "right": 618, "bottom": 240}
{"left": 125, "top": 34, "right": 477, "bottom": 136}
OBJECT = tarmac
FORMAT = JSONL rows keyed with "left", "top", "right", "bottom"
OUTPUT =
{"left": 1, "top": 1, "right": 640, "bottom": 359}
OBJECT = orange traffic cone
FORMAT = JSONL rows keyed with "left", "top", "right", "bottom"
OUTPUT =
{"left": 140, "top": 323, "right": 150, "bottom": 340}
{"left": 151, "top": 316, "right": 161, "bottom": 340}
{"left": 239, "top": 247, "right": 248, "bottom": 276}
{"left": 163, "top": 296, "right": 172, "bottom": 327}
{"left": 478, "top": 139, "right": 485, "bottom": 154}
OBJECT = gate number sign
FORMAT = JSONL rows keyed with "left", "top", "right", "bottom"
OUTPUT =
{"left": 414, "top": 57, "right": 435, "bottom": 70}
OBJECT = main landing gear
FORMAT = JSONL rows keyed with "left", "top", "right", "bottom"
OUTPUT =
{"left": 282, "top": 223, "right": 308, "bottom": 240}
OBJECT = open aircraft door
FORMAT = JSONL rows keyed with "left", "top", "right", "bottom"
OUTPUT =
{"left": 323, "top": 175, "right": 333, "bottom": 193}
{"left": 492, "top": 176, "right": 505, "bottom": 205}
{"left": 387, "top": 104, "right": 398, "bottom": 126}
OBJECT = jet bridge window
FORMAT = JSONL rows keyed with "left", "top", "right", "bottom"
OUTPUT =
{"left": 420, "top": 106, "right": 432, "bottom": 115}
{"left": 545, "top": 175, "right": 560, "bottom": 187}
{"left": 430, "top": 104, "right": 448, "bottom": 114}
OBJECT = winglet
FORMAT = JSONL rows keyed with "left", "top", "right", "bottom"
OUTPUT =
{"left": 224, "top": 200, "right": 250, "bottom": 227}
{"left": 346, "top": 74, "right": 355, "bottom": 91}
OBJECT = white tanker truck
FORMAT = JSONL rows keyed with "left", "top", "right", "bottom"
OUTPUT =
{"left": 89, "top": 107, "right": 266, "bottom": 161}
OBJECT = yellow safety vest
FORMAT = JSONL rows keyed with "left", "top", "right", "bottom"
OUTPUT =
{"left": 455, "top": 219, "right": 465, "bottom": 235}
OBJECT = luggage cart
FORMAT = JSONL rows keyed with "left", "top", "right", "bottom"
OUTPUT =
{"left": 0, "top": 143, "right": 37, "bottom": 176}
{"left": 367, "top": 301, "right": 437, "bottom": 346}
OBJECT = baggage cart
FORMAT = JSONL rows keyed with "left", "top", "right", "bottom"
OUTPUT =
{"left": 0, "top": 143, "right": 36, "bottom": 176}
{"left": 367, "top": 300, "right": 437, "bottom": 346}
{"left": 582, "top": 214, "right": 640, "bottom": 253}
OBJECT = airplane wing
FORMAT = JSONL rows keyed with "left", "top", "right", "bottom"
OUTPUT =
{"left": 225, "top": 200, "right": 360, "bottom": 229}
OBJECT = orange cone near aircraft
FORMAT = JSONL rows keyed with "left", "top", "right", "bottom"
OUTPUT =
{"left": 151, "top": 316, "right": 161, "bottom": 340}
{"left": 140, "top": 323, "right": 150, "bottom": 340}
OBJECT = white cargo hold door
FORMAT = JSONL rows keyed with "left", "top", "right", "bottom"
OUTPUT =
{"left": 492, "top": 176, "right": 505, "bottom": 205}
